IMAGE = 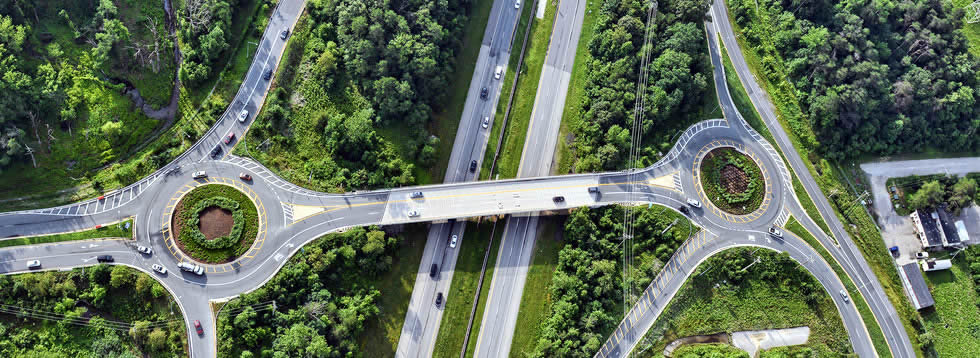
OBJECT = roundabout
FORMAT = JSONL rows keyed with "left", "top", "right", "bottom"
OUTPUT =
{"left": 171, "top": 184, "right": 257, "bottom": 263}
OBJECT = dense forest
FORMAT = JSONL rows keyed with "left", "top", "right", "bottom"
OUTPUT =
{"left": 572, "top": 0, "right": 712, "bottom": 172}
{"left": 531, "top": 205, "right": 695, "bottom": 357}
{"left": 0, "top": 265, "right": 185, "bottom": 357}
{"left": 729, "top": 0, "right": 980, "bottom": 159}
{"left": 217, "top": 226, "right": 405, "bottom": 357}
{"left": 177, "top": 0, "right": 239, "bottom": 86}
{"left": 245, "top": 0, "right": 472, "bottom": 191}
{"left": 0, "top": 0, "right": 176, "bottom": 174}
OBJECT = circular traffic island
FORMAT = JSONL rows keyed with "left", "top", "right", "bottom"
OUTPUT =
{"left": 171, "top": 184, "right": 258, "bottom": 263}
{"left": 699, "top": 147, "right": 765, "bottom": 215}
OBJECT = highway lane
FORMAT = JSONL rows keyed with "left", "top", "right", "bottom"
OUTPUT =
{"left": 472, "top": 0, "right": 587, "bottom": 355}
{"left": 394, "top": 0, "right": 527, "bottom": 355}
{"left": 710, "top": 3, "right": 915, "bottom": 357}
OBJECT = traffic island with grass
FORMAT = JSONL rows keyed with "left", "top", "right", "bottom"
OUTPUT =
{"left": 699, "top": 148, "right": 765, "bottom": 215}
{"left": 171, "top": 184, "right": 258, "bottom": 263}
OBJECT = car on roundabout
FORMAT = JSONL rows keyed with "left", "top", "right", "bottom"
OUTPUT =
{"left": 178, "top": 262, "right": 205, "bottom": 276}
{"left": 239, "top": 173, "right": 252, "bottom": 181}
{"left": 137, "top": 246, "right": 152, "bottom": 255}
{"left": 151, "top": 264, "right": 167, "bottom": 274}
{"left": 193, "top": 171, "right": 207, "bottom": 179}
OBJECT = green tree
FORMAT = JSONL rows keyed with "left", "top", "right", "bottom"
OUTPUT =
{"left": 909, "top": 180, "right": 945, "bottom": 210}
{"left": 949, "top": 177, "right": 977, "bottom": 212}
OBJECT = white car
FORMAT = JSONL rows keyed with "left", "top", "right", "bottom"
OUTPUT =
{"left": 686, "top": 198, "right": 701, "bottom": 208}
{"left": 768, "top": 226, "right": 783, "bottom": 238}
{"left": 27, "top": 260, "right": 41, "bottom": 269}
{"left": 137, "top": 246, "right": 152, "bottom": 255}
{"left": 193, "top": 171, "right": 207, "bottom": 179}
{"left": 151, "top": 264, "right": 167, "bottom": 274}
{"left": 177, "top": 262, "right": 205, "bottom": 275}
{"left": 238, "top": 109, "right": 249, "bottom": 123}
{"left": 408, "top": 210, "right": 420, "bottom": 217}
{"left": 494, "top": 66, "right": 502, "bottom": 80}
{"left": 482, "top": 116, "right": 490, "bottom": 129}
{"left": 450, "top": 234, "right": 458, "bottom": 248}
{"left": 515, "top": 0, "right": 520, "bottom": 8}
{"left": 839, "top": 289, "right": 849, "bottom": 303}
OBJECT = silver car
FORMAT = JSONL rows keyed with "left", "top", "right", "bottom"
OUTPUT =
{"left": 238, "top": 109, "right": 249, "bottom": 123}
{"left": 152, "top": 264, "right": 167, "bottom": 274}
{"left": 27, "top": 260, "right": 41, "bottom": 269}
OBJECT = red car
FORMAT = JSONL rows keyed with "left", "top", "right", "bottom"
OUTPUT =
{"left": 239, "top": 173, "right": 252, "bottom": 181}
{"left": 224, "top": 132, "right": 235, "bottom": 144}
{"left": 194, "top": 320, "right": 203, "bottom": 335}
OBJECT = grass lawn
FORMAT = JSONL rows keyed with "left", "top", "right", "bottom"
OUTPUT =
{"left": 481, "top": 0, "right": 557, "bottom": 179}
{"left": 433, "top": 220, "right": 504, "bottom": 358}
{"left": 0, "top": 218, "right": 133, "bottom": 248}
{"left": 553, "top": 0, "right": 599, "bottom": 175}
{"left": 723, "top": 2, "right": 921, "bottom": 352}
{"left": 424, "top": 0, "right": 495, "bottom": 184}
{"left": 636, "top": 247, "right": 851, "bottom": 357}
{"left": 785, "top": 216, "right": 890, "bottom": 355}
{"left": 508, "top": 218, "right": 563, "bottom": 357}
{"left": 360, "top": 225, "right": 428, "bottom": 356}
{"left": 921, "top": 256, "right": 980, "bottom": 356}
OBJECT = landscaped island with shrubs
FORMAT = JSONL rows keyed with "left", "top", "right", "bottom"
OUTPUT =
{"left": 171, "top": 184, "right": 258, "bottom": 263}
{"left": 699, "top": 148, "right": 764, "bottom": 215}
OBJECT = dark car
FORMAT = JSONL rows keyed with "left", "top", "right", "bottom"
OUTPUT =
{"left": 552, "top": 196, "right": 565, "bottom": 203}
{"left": 210, "top": 146, "right": 222, "bottom": 158}
{"left": 263, "top": 69, "right": 273, "bottom": 80}
{"left": 588, "top": 186, "right": 599, "bottom": 194}
{"left": 435, "top": 292, "right": 443, "bottom": 307}
{"left": 429, "top": 264, "right": 438, "bottom": 278}
{"left": 678, "top": 206, "right": 690, "bottom": 215}
{"left": 280, "top": 29, "right": 290, "bottom": 40}
{"left": 194, "top": 320, "right": 204, "bottom": 335}
{"left": 480, "top": 87, "right": 488, "bottom": 99}
{"left": 469, "top": 160, "right": 477, "bottom": 172}
{"left": 96, "top": 255, "right": 114, "bottom": 263}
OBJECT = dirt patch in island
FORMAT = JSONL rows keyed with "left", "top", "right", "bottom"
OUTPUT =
{"left": 720, "top": 164, "right": 750, "bottom": 194}
{"left": 198, "top": 206, "right": 234, "bottom": 239}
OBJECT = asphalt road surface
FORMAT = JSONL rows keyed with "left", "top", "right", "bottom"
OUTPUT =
{"left": 473, "top": 0, "right": 587, "bottom": 355}
{"left": 394, "top": 0, "right": 526, "bottom": 355}
{"left": 0, "top": 1, "right": 912, "bottom": 358}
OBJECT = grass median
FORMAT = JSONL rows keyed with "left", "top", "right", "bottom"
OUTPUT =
{"left": 0, "top": 218, "right": 133, "bottom": 249}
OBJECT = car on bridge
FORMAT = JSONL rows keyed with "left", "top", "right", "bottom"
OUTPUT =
{"left": 408, "top": 210, "right": 420, "bottom": 217}
{"left": 552, "top": 196, "right": 565, "bottom": 203}
{"left": 410, "top": 191, "right": 423, "bottom": 199}
{"left": 27, "top": 260, "right": 41, "bottom": 269}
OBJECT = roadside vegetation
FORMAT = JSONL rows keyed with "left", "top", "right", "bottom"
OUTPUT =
{"left": 721, "top": 0, "right": 973, "bottom": 351}
{"left": 920, "top": 248, "right": 980, "bottom": 357}
{"left": 886, "top": 173, "right": 979, "bottom": 215}
{"left": 480, "top": 0, "right": 557, "bottom": 179}
{"left": 565, "top": 0, "right": 714, "bottom": 173}
{"left": 433, "top": 221, "right": 503, "bottom": 358}
{"left": 216, "top": 224, "right": 423, "bottom": 357}
{"left": 699, "top": 148, "right": 764, "bottom": 215}
{"left": 509, "top": 219, "right": 563, "bottom": 357}
{"left": 171, "top": 184, "right": 257, "bottom": 263}
{"left": 240, "top": 0, "right": 477, "bottom": 191}
{"left": 0, "top": 266, "right": 187, "bottom": 357}
{"left": 0, "top": 218, "right": 133, "bottom": 248}
{"left": 528, "top": 205, "right": 695, "bottom": 356}
{"left": 636, "top": 247, "right": 851, "bottom": 357}
{"left": 669, "top": 343, "right": 747, "bottom": 357}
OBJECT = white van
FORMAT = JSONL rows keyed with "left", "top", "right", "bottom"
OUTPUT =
{"left": 494, "top": 66, "right": 503, "bottom": 80}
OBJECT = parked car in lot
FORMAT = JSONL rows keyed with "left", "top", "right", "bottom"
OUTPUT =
{"left": 238, "top": 109, "right": 249, "bottom": 122}
{"left": 768, "top": 226, "right": 783, "bottom": 238}
{"left": 178, "top": 262, "right": 205, "bottom": 275}
{"left": 450, "top": 234, "right": 458, "bottom": 248}
{"left": 686, "top": 198, "right": 701, "bottom": 208}
{"left": 239, "top": 173, "right": 252, "bottom": 181}
{"left": 151, "top": 264, "right": 167, "bottom": 274}
{"left": 224, "top": 132, "right": 235, "bottom": 144}
{"left": 137, "top": 246, "right": 152, "bottom": 255}
{"left": 194, "top": 320, "right": 204, "bottom": 335}
{"left": 193, "top": 171, "right": 207, "bottom": 179}
{"left": 97, "top": 255, "right": 114, "bottom": 263}
{"left": 915, "top": 252, "right": 929, "bottom": 259}
{"left": 27, "top": 260, "right": 41, "bottom": 269}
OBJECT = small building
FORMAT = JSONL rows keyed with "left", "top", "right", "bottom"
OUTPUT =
{"left": 955, "top": 220, "right": 971, "bottom": 244}
{"left": 936, "top": 205, "right": 962, "bottom": 247}
{"left": 899, "top": 263, "right": 935, "bottom": 310}
{"left": 911, "top": 209, "right": 944, "bottom": 250}
{"left": 921, "top": 259, "right": 953, "bottom": 272}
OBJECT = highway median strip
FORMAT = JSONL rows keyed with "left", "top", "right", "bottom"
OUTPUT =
{"left": 0, "top": 218, "right": 135, "bottom": 249}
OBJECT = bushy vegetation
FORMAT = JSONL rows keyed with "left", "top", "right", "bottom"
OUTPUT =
{"left": 889, "top": 173, "right": 978, "bottom": 214}
{"left": 177, "top": 0, "right": 272, "bottom": 87}
{"left": 671, "top": 343, "right": 748, "bottom": 358}
{"left": 728, "top": 0, "right": 980, "bottom": 160}
{"left": 639, "top": 248, "right": 851, "bottom": 357}
{"left": 216, "top": 226, "right": 408, "bottom": 357}
{"left": 0, "top": 266, "right": 186, "bottom": 357}
{"left": 920, "top": 251, "right": 980, "bottom": 357}
{"left": 173, "top": 184, "right": 257, "bottom": 263}
{"left": 699, "top": 148, "right": 764, "bottom": 214}
{"left": 530, "top": 205, "right": 695, "bottom": 357}
{"left": 0, "top": 218, "right": 132, "bottom": 248}
{"left": 244, "top": 0, "right": 474, "bottom": 191}
{"left": 570, "top": 0, "right": 713, "bottom": 172}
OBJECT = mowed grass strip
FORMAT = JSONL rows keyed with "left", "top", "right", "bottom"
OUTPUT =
{"left": 481, "top": 1, "right": 558, "bottom": 179}
{"left": 508, "top": 218, "right": 563, "bottom": 357}
{"left": 433, "top": 221, "right": 504, "bottom": 358}
{"left": 0, "top": 219, "right": 133, "bottom": 248}
{"left": 553, "top": 0, "right": 599, "bottom": 175}
{"left": 360, "top": 225, "right": 428, "bottom": 356}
